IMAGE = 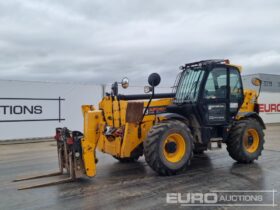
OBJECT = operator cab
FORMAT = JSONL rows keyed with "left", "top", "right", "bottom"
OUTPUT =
{"left": 167, "top": 59, "right": 244, "bottom": 141}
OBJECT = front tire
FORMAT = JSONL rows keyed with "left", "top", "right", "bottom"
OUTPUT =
{"left": 144, "top": 120, "right": 193, "bottom": 175}
{"left": 226, "top": 118, "right": 265, "bottom": 163}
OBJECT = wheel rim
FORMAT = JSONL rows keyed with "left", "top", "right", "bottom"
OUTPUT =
{"left": 163, "top": 133, "right": 186, "bottom": 163}
{"left": 243, "top": 128, "right": 260, "bottom": 153}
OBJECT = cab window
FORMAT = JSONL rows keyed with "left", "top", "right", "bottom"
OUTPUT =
{"left": 229, "top": 68, "right": 243, "bottom": 112}
{"left": 230, "top": 68, "right": 242, "bottom": 100}
{"left": 204, "top": 68, "right": 227, "bottom": 99}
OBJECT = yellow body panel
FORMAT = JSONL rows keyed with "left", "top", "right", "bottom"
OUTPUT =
{"left": 120, "top": 121, "right": 154, "bottom": 157}
{"left": 103, "top": 136, "right": 122, "bottom": 156}
{"left": 82, "top": 110, "right": 102, "bottom": 177}
{"left": 83, "top": 97, "right": 172, "bottom": 167}
{"left": 237, "top": 89, "right": 257, "bottom": 118}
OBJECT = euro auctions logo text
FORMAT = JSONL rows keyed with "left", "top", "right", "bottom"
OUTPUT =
{"left": 259, "top": 104, "right": 280, "bottom": 113}
{"left": 166, "top": 190, "right": 277, "bottom": 207}
{"left": 0, "top": 105, "right": 42, "bottom": 115}
{"left": 0, "top": 97, "right": 65, "bottom": 122}
{"left": 167, "top": 192, "right": 218, "bottom": 204}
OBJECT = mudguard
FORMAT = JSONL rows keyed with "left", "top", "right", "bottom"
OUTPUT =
{"left": 238, "top": 112, "right": 266, "bottom": 129}
{"left": 157, "top": 112, "right": 188, "bottom": 123}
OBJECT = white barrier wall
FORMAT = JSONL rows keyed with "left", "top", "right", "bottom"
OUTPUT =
{"left": 258, "top": 92, "right": 280, "bottom": 124}
{"left": 0, "top": 80, "right": 102, "bottom": 140}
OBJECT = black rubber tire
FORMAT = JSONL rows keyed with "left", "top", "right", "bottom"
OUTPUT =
{"left": 226, "top": 118, "right": 265, "bottom": 163}
{"left": 113, "top": 156, "right": 139, "bottom": 163}
{"left": 143, "top": 120, "right": 193, "bottom": 176}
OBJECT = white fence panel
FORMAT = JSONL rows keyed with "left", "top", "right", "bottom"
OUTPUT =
{"left": 258, "top": 92, "right": 280, "bottom": 124}
{"left": 0, "top": 80, "right": 102, "bottom": 140}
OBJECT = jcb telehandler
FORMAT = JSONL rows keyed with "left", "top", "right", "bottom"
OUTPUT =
{"left": 15, "top": 59, "right": 265, "bottom": 190}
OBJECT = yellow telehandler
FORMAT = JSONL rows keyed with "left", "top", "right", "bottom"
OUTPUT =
{"left": 15, "top": 59, "right": 265, "bottom": 189}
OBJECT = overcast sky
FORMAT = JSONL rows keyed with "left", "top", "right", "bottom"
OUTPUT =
{"left": 0, "top": 0, "right": 279, "bottom": 86}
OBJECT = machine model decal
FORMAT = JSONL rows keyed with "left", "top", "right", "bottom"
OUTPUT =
{"left": 145, "top": 106, "right": 167, "bottom": 115}
{"left": 208, "top": 104, "right": 226, "bottom": 121}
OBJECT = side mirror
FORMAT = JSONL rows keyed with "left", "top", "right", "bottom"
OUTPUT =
{"left": 251, "top": 77, "right": 262, "bottom": 86}
{"left": 148, "top": 73, "right": 161, "bottom": 87}
{"left": 121, "top": 77, "right": 129, "bottom": 89}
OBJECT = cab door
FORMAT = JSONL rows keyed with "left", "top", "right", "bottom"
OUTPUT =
{"left": 199, "top": 66, "right": 244, "bottom": 126}
{"left": 201, "top": 66, "right": 229, "bottom": 125}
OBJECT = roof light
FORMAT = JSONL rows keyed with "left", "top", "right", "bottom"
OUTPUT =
{"left": 224, "top": 59, "right": 230, "bottom": 64}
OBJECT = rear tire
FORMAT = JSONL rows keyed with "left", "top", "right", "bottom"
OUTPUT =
{"left": 144, "top": 120, "right": 193, "bottom": 175}
{"left": 226, "top": 118, "right": 265, "bottom": 163}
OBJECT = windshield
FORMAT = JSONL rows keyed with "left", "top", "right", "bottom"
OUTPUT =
{"left": 174, "top": 68, "right": 205, "bottom": 103}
